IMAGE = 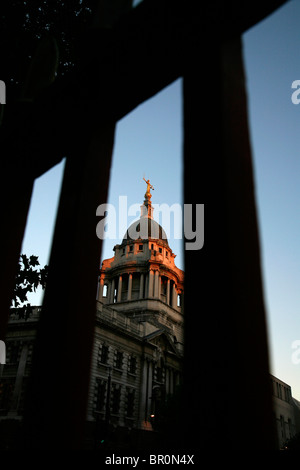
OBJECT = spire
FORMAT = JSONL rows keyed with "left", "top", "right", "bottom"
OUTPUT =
{"left": 141, "top": 177, "right": 154, "bottom": 218}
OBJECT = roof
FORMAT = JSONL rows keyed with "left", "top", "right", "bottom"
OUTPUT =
{"left": 122, "top": 215, "right": 169, "bottom": 246}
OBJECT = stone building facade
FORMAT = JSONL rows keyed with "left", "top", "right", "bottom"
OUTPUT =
{"left": 0, "top": 307, "right": 40, "bottom": 421}
{"left": 270, "top": 374, "right": 300, "bottom": 448}
{"left": 87, "top": 185, "right": 184, "bottom": 437}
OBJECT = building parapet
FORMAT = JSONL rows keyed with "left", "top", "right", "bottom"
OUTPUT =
{"left": 96, "top": 301, "right": 143, "bottom": 337}
{"left": 8, "top": 307, "right": 41, "bottom": 324}
{"left": 104, "top": 297, "right": 183, "bottom": 323}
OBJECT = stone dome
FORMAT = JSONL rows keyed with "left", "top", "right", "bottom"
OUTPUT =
{"left": 122, "top": 180, "right": 169, "bottom": 245}
{"left": 122, "top": 216, "right": 169, "bottom": 246}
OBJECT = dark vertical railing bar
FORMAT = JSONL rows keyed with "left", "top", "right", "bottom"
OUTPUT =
{"left": 183, "top": 36, "right": 277, "bottom": 449}
{"left": 22, "top": 119, "right": 115, "bottom": 449}
{"left": 220, "top": 38, "right": 277, "bottom": 448}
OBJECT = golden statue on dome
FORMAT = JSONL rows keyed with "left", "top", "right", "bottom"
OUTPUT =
{"left": 143, "top": 177, "right": 154, "bottom": 198}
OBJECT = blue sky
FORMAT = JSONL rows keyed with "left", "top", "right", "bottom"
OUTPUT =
{"left": 21, "top": 1, "right": 300, "bottom": 399}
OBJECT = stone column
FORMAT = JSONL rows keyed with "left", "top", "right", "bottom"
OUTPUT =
{"left": 139, "top": 273, "right": 144, "bottom": 299}
{"left": 109, "top": 278, "right": 115, "bottom": 303}
{"left": 154, "top": 270, "right": 159, "bottom": 298}
{"left": 166, "top": 278, "right": 170, "bottom": 305}
{"left": 158, "top": 273, "right": 161, "bottom": 299}
{"left": 165, "top": 368, "right": 169, "bottom": 395}
{"left": 169, "top": 369, "right": 174, "bottom": 394}
{"left": 139, "top": 357, "right": 148, "bottom": 425}
{"left": 145, "top": 274, "right": 149, "bottom": 298}
{"left": 127, "top": 273, "right": 132, "bottom": 301}
{"left": 98, "top": 276, "right": 104, "bottom": 300}
{"left": 147, "top": 361, "right": 153, "bottom": 417}
{"left": 148, "top": 269, "right": 154, "bottom": 298}
{"left": 117, "top": 275, "right": 122, "bottom": 302}
{"left": 139, "top": 359, "right": 154, "bottom": 428}
{"left": 172, "top": 283, "right": 177, "bottom": 308}
{"left": 107, "top": 279, "right": 111, "bottom": 303}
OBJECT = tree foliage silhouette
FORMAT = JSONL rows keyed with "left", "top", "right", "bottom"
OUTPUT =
{"left": 0, "top": 0, "right": 96, "bottom": 100}
{"left": 11, "top": 254, "right": 48, "bottom": 316}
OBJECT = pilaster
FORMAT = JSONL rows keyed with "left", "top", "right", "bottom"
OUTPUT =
{"left": 117, "top": 275, "right": 122, "bottom": 302}
{"left": 127, "top": 273, "right": 132, "bottom": 301}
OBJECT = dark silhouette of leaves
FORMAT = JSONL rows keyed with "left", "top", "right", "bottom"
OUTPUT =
{"left": 0, "top": 0, "right": 97, "bottom": 100}
{"left": 11, "top": 254, "right": 48, "bottom": 314}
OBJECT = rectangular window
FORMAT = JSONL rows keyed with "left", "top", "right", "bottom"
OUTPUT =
{"left": 128, "top": 356, "right": 137, "bottom": 375}
{"left": 111, "top": 384, "right": 121, "bottom": 414}
{"left": 95, "top": 379, "right": 107, "bottom": 412}
{"left": 126, "top": 388, "right": 135, "bottom": 418}
{"left": 280, "top": 415, "right": 286, "bottom": 441}
{"left": 139, "top": 244, "right": 143, "bottom": 251}
{"left": 115, "top": 351, "right": 123, "bottom": 370}
{"left": 99, "top": 344, "right": 109, "bottom": 365}
{"left": 129, "top": 245, "right": 133, "bottom": 252}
